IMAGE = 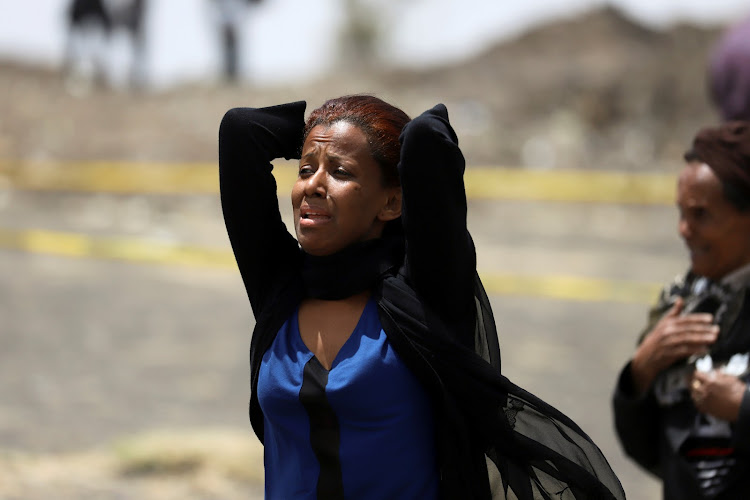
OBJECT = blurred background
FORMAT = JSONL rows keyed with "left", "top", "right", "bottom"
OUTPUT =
{"left": 0, "top": 0, "right": 748, "bottom": 498}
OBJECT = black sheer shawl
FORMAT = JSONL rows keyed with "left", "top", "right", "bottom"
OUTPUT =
{"left": 376, "top": 250, "right": 624, "bottom": 499}
{"left": 296, "top": 229, "right": 625, "bottom": 499}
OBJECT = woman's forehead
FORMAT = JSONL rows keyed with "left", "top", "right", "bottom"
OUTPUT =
{"left": 677, "top": 162, "right": 746, "bottom": 216}
{"left": 678, "top": 163, "right": 722, "bottom": 199}
{"left": 303, "top": 122, "right": 369, "bottom": 153}
{"left": 680, "top": 162, "right": 720, "bottom": 187}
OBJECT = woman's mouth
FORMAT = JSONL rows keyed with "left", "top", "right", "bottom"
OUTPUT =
{"left": 299, "top": 208, "right": 332, "bottom": 225}
{"left": 687, "top": 243, "right": 709, "bottom": 258}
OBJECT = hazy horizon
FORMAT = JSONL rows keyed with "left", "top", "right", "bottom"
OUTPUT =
{"left": 0, "top": 0, "right": 747, "bottom": 88}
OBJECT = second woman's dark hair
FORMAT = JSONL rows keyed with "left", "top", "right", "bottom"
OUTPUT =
{"left": 684, "top": 121, "right": 750, "bottom": 212}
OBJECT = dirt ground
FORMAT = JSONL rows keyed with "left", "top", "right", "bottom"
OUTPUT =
{"left": 0, "top": 5, "right": 730, "bottom": 499}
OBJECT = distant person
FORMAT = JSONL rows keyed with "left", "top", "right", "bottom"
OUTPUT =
{"left": 612, "top": 121, "right": 750, "bottom": 499}
{"left": 210, "top": 0, "right": 262, "bottom": 83}
{"left": 108, "top": 0, "right": 148, "bottom": 88}
{"left": 219, "top": 94, "right": 625, "bottom": 498}
{"left": 64, "top": 0, "right": 149, "bottom": 91}
{"left": 64, "top": 0, "right": 113, "bottom": 90}
{"left": 708, "top": 16, "right": 750, "bottom": 121}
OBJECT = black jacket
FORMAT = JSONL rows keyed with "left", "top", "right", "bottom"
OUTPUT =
{"left": 613, "top": 271, "right": 750, "bottom": 499}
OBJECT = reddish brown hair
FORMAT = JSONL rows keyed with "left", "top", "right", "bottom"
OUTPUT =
{"left": 304, "top": 95, "right": 410, "bottom": 187}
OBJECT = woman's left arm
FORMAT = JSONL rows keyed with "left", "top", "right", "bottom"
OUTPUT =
{"left": 732, "top": 384, "right": 750, "bottom": 453}
{"left": 398, "top": 104, "right": 476, "bottom": 337}
{"left": 218, "top": 102, "right": 306, "bottom": 316}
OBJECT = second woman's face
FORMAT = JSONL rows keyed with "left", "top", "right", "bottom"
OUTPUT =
{"left": 677, "top": 162, "right": 750, "bottom": 280}
{"left": 292, "top": 121, "right": 401, "bottom": 256}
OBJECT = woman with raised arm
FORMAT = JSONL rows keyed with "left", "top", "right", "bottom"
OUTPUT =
{"left": 219, "top": 95, "right": 624, "bottom": 499}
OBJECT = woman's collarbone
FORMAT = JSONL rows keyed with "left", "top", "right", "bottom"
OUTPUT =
{"left": 298, "top": 293, "right": 369, "bottom": 369}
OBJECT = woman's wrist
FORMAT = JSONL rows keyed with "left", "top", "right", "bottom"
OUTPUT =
{"left": 249, "top": 101, "right": 306, "bottom": 160}
{"left": 629, "top": 355, "right": 656, "bottom": 395}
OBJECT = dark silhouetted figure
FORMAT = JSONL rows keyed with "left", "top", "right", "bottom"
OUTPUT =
{"left": 108, "top": 0, "right": 148, "bottom": 88}
{"left": 211, "top": 0, "right": 262, "bottom": 83}
{"left": 64, "top": 0, "right": 148, "bottom": 92}
{"left": 64, "top": 0, "right": 113, "bottom": 91}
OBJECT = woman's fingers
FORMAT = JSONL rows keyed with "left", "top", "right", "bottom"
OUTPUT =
{"left": 674, "top": 312, "right": 715, "bottom": 326}
{"left": 691, "top": 371, "right": 746, "bottom": 421}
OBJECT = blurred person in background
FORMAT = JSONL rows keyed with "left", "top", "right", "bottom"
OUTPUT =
{"left": 210, "top": 0, "right": 262, "bottom": 83}
{"left": 708, "top": 16, "right": 750, "bottom": 122}
{"left": 64, "top": 0, "right": 112, "bottom": 91}
{"left": 107, "top": 0, "right": 148, "bottom": 88}
{"left": 612, "top": 121, "right": 750, "bottom": 499}
{"left": 64, "top": 0, "right": 148, "bottom": 91}
{"left": 219, "top": 95, "right": 625, "bottom": 499}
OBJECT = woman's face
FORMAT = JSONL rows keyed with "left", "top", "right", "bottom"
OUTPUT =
{"left": 677, "top": 162, "right": 750, "bottom": 280}
{"left": 292, "top": 121, "right": 401, "bottom": 256}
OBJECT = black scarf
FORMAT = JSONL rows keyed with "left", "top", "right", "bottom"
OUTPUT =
{"left": 302, "top": 234, "right": 404, "bottom": 300}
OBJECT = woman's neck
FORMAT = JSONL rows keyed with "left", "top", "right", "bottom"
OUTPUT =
{"left": 301, "top": 234, "right": 402, "bottom": 300}
{"left": 298, "top": 291, "right": 371, "bottom": 370}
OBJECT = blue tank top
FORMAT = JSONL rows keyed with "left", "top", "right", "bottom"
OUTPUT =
{"left": 257, "top": 298, "right": 439, "bottom": 499}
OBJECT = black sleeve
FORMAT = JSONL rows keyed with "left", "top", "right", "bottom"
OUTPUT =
{"left": 218, "top": 101, "right": 306, "bottom": 316}
{"left": 398, "top": 104, "right": 476, "bottom": 340}
{"left": 611, "top": 361, "right": 662, "bottom": 477}
{"left": 731, "top": 379, "right": 750, "bottom": 454}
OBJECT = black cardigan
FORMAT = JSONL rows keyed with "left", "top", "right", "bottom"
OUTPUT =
{"left": 219, "top": 101, "right": 625, "bottom": 499}
{"left": 613, "top": 272, "right": 750, "bottom": 499}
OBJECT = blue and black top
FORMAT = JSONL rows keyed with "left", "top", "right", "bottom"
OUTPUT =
{"left": 259, "top": 298, "right": 439, "bottom": 499}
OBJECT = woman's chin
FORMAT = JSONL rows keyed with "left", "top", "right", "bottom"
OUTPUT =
{"left": 298, "top": 239, "right": 336, "bottom": 257}
{"left": 691, "top": 261, "right": 725, "bottom": 281}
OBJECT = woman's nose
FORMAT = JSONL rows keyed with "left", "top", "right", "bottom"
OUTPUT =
{"left": 304, "top": 169, "right": 326, "bottom": 197}
{"left": 678, "top": 217, "right": 691, "bottom": 239}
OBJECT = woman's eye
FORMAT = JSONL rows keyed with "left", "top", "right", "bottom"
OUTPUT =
{"left": 298, "top": 166, "right": 313, "bottom": 176}
{"left": 334, "top": 168, "right": 350, "bottom": 177}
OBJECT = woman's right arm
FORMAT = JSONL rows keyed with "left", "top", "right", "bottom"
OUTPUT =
{"left": 611, "top": 288, "right": 675, "bottom": 476}
{"left": 612, "top": 361, "right": 662, "bottom": 477}
{"left": 218, "top": 101, "right": 306, "bottom": 315}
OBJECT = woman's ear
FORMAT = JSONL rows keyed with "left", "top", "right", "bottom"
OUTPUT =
{"left": 378, "top": 187, "right": 402, "bottom": 222}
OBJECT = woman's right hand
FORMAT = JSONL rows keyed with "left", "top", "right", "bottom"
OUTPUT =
{"left": 630, "top": 297, "right": 719, "bottom": 394}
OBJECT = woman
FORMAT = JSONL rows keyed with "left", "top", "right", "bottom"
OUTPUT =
{"left": 613, "top": 121, "right": 750, "bottom": 499}
{"left": 220, "top": 95, "right": 624, "bottom": 499}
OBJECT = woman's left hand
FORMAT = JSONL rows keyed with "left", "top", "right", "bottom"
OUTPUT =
{"left": 690, "top": 370, "right": 747, "bottom": 422}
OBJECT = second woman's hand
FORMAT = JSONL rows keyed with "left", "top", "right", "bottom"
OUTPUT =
{"left": 630, "top": 297, "right": 719, "bottom": 394}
